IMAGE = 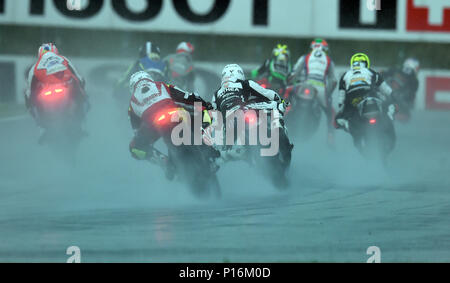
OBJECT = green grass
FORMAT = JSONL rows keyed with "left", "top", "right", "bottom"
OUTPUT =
{"left": 0, "top": 103, "right": 27, "bottom": 118}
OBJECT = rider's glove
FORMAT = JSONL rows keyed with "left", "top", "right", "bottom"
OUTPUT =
{"left": 204, "top": 102, "right": 214, "bottom": 111}
{"left": 336, "top": 118, "right": 350, "bottom": 132}
{"left": 277, "top": 99, "right": 289, "bottom": 114}
{"left": 387, "top": 104, "right": 397, "bottom": 121}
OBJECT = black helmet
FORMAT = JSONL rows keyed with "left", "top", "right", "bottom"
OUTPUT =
{"left": 139, "top": 41, "right": 161, "bottom": 60}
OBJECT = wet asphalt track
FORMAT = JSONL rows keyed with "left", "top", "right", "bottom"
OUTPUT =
{"left": 0, "top": 84, "right": 450, "bottom": 263}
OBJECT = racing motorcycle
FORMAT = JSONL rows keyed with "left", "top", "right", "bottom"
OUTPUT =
{"left": 166, "top": 55, "right": 195, "bottom": 91}
{"left": 32, "top": 78, "right": 87, "bottom": 160}
{"left": 384, "top": 73, "right": 414, "bottom": 122}
{"left": 144, "top": 104, "right": 221, "bottom": 198}
{"left": 257, "top": 78, "right": 322, "bottom": 142}
{"left": 343, "top": 94, "right": 396, "bottom": 163}
{"left": 217, "top": 100, "right": 293, "bottom": 189}
{"left": 283, "top": 82, "right": 322, "bottom": 141}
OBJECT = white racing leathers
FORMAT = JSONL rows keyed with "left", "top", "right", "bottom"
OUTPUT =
{"left": 290, "top": 49, "right": 337, "bottom": 133}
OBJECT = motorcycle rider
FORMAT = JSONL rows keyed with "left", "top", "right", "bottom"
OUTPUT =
{"left": 25, "top": 43, "right": 88, "bottom": 141}
{"left": 288, "top": 38, "right": 338, "bottom": 145}
{"left": 115, "top": 42, "right": 167, "bottom": 101}
{"left": 213, "top": 64, "right": 291, "bottom": 161}
{"left": 128, "top": 71, "right": 214, "bottom": 179}
{"left": 335, "top": 53, "right": 396, "bottom": 148}
{"left": 250, "top": 44, "right": 292, "bottom": 93}
{"left": 382, "top": 57, "right": 420, "bottom": 110}
{"left": 163, "top": 42, "right": 196, "bottom": 91}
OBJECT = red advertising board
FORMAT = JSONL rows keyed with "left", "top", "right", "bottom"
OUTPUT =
{"left": 426, "top": 77, "right": 450, "bottom": 110}
{"left": 407, "top": 0, "right": 450, "bottom": 32}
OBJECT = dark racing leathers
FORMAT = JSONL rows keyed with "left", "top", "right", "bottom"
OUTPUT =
{"left": 212, "top": 78, "right": 283, "bottom": 113}
{"left": 336, "top": 67, "right": 395, "bottom": 151}
{"left": 251, "top": 59, "right": 290, "bottom": 94}
{"left": 382, "top": 67, "right": 419, "bottom": 109}
{"left": 337, "top": 67, "right": 392, "bottom": 118}
{"left": 212, "top": 78, "right": 290, "bottom": 161}
{"left": 212, "top": 78, "right": 293, "bottom": 188}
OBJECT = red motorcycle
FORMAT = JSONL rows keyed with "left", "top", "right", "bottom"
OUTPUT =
{"left": 142, "top": 103, "right": 222, "bottom": 198}
{"left": 256, "top": 78, "right": 321, "bottom": 141}
{"left": 32, "top": 77, "right": 87, "bottom": 159}
{"left": 35, "top": 80, "right": 79, "bottom": 125}
{"left": 384, "top": 73, "right": 413, "bottom": 123}
{"left": 283, "top": 83, "right": 322, "bottom": 141}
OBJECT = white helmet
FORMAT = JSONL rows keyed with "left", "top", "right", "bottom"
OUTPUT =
{"left": 129, "top": 71, "right": 153, "bottom": 94}
{"left": 403, "top": 58, "right": 420, "bottom": 75}
{"left": 221, "top": 64, "right": 245, "bottom": 85}
{"left": 176, "top": 42, "right": 194, "bottom": 54}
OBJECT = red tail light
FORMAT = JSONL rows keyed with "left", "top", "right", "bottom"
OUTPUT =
{"left": 156, "top": 114, "right": 167, "bottom": 123}
{"left": 39, "top": 86, "right": 67, "bottom": 101}
{"left": 304, "top": 88, "right": 310, "bottom": 95}
{"left": 154, "top": 109, "right": 179, "bottom": 125}
{"left": 369, "top": 118, "right": 377, "bottom": 124}
{"left": 245, "top": 111, "right": 257, "bottom": 125}
{"left": 258, "top": 78, "right": 270, "bottom": 89}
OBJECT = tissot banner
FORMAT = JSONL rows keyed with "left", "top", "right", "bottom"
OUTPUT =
{"left": 0, "top": 0, "right": 449, "bottom": 41}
